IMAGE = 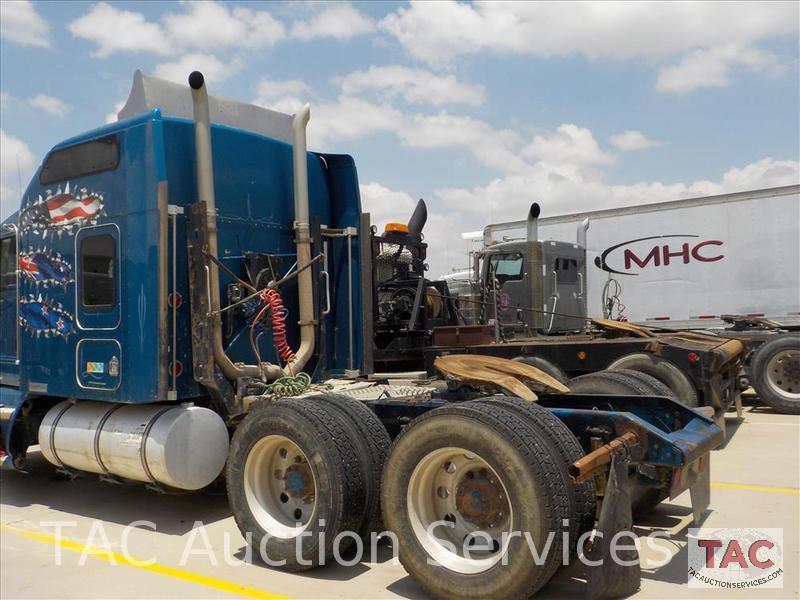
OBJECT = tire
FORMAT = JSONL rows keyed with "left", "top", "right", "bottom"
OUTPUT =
{"left": 749, "top": 334, "right": 800, "bottom": 414}
{"left": 381, "top": 402, "right": 570, "bottom": 599}
{"left": 308, "top": 393, "right": 391, "bottom": 536}
{"left": 226, "top": 398, "right": 367, "bottom": 570}
{"left": 610, "top": 368, "right": 677, "bottom": 400}
{"left": 568, "top": 370, "right": 651, "bottom": 395}
{"left": 512, "top": 356, "right": 569, "bottom": 385}
{"left": 607, "top": 353, "right": 698, "bottom": 407}
{"left": 481, "top": 396, "right": 596, "bottom": 548}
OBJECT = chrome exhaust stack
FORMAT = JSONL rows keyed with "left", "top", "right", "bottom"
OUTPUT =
{"left": 526, "top": 202, "right": 541, "bottom": 242}
{"left": 188, "top": 71, "right": 280, "bottom": 380}
{"left": 289, "top": 104, "right": 315, "bottom": 375}
{"left": 577, "top": 217, "right": 590, "bottom": 248}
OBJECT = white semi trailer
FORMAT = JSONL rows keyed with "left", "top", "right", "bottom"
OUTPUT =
{"left": 478, "top": 185, "right": 800, "bottom": 413}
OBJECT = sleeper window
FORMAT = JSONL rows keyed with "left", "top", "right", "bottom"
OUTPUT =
{"left": 81, "top": 235, "right": 116, "bottom": 307}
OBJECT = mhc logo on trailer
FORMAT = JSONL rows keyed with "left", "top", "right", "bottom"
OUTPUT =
{"left": 596, "top": 234, "right": 725, "bottom": 276}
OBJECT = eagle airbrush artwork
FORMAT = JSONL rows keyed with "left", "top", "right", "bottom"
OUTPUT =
{"left": 19, "top": 294, "right": 75, "bottom": 339}
{"left": 18, "top": 248, "right": 73, "bottom": 288}
{"left": 19, "top": 182, "right": 105, "bottom": 238}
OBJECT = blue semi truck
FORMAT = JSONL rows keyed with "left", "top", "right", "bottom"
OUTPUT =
{"left": 1, "top": 71, "right": 739, "bottom": 598}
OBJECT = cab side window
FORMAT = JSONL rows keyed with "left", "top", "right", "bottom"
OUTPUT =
{"left": 0, "top": 235, "right": 16, "bottom": 290}
{"left": 81, "top": 235, "right": 116, "bottom": 307}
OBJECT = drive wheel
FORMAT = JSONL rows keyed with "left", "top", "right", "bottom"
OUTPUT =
{"left": 227, "top": 398, "right": 366, "bottom": 570}
{"left": 381, "top": 403, "right": 570, "bottom": 599}
{"left": 750, "top": 334, "right": 800, "bottom": 414}
{"left": 481, "top": 396, "right": 596, "bottom": 550}
{"left": 309, "top": 393, "right": 391, "bottom": 535}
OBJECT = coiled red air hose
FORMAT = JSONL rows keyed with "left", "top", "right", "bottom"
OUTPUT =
{"left": 255, "top": 288, "right": 296, "bottom": 365}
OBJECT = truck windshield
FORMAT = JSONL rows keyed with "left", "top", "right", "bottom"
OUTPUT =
{"left": 488, "top": 253, "right": 523, "bottom": 281}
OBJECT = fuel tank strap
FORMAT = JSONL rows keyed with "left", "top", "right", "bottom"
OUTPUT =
{"left": 92, "top": 403, "right": 125, "bottom": 476}
{"left": 139, "top": 407, "right": 174, "bottom": 486}
{"left": 47, "top": 401, "right": 76, "bottom": 471}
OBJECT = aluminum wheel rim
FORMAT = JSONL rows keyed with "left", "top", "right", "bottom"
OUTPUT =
{"left": 766, "top": 349, "right": 800, "bottom": 399}
{"left": 407, "top": 446, "right": 513, "bottom": 574}
{"left": 244, "top": 435, "right": 317, "bottom": 539}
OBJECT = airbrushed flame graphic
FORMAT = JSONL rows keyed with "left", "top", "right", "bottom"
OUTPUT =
{"left": 18, "top": 248, "right": 73, "bottom": 288}
{"left": 19, "top": 182, "right": 105, "bottom": 237}
{"left": 19, "top": 294, "right": 75, "bottom": 339}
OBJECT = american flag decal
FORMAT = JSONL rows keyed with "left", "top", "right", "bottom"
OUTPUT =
{"left": 19, "top": 182, "right": 105, "bottom": 237}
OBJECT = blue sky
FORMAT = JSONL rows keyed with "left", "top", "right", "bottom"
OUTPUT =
{"left": 1, "top": 1, "right": 798, "bottom": 273}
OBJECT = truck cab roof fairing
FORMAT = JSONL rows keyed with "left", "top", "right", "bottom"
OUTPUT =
{"left": 117, "top": 70, "right": 294, "bottom": 145}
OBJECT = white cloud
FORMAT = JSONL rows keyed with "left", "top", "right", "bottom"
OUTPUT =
{"left": 69, "top": 2, "right": 168, "bottom": 57}
{"left": 609, "top": 130, "right": 660, "bottom": 151}
{"left": 381, "top": 2, "right": 797, "bottom": 65}
{"left": 0, "top": 0, "right": 50, "bottom": 47}
{"left": 104, "top": 100, "right": 126, "bottom": 124}
{"left": 154, "top": 53, "right": 234, "bottom": 86}
{"left": 524, "top": 124, "right": 615, "bottom": 167}
{"left": 253, "top": 78, "right": 313, "bottom": 114}
{"left": 0, "top": 129, "right": 36, "bottom": 218}
{"left": 28, "top": 94, "right": 70, "bottom": 118}
{"left": 299, "top": 92, "right": 528, "bottom": 173}
{"left": 400, "top": 112, "right": 528, "bottom": 174}
{"left": 380, "top": 2, "right": 797, "bottom": 92}
{"left": 68, "top": 1, "right": 284, "bottom": 57}
{"left": 162, "top": 1, "right": 284, "bottom": 50}
{"left": 655, "top": 44, "right": 782, "bottom": 93}
{"left": 336, "top": 65, "right": 485, "bottom": 106}
{"left": 360, "top": 181, "right": 419, "bottom": 231}
{"left": 291, "top": 3, "right": 374, "bottom": 41}
{"left": 719, "top": 157, "right": 800, "bottom": 191}
{"left": 311, "top": 97, "right": 405, "bottom": 147}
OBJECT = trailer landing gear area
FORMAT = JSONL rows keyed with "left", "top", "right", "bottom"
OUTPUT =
{"left": 1, "top": 404, "right": 797, "bottom": 599}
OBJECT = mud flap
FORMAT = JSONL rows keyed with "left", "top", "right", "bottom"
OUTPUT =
{"left": 585, "top": 450, "right": 641, "bottom": 599}
{"left": 689, "top": 455, "right": 711, "bottom": 526}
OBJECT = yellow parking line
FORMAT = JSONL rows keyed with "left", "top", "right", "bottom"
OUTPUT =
{"left": 0, "top": 523, "right": 288, "bottom": 600}
{"left": 711, "top": 482, "right": 800, "bottom": 495}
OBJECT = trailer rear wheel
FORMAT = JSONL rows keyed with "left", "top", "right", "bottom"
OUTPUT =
{"left": 607, "top": 353, "right": 698, "bottom": 407}
{"left": 308, "top": 393, "right": 391, "bottom": 535}
{"left": 750, "top": 334, "right": 800, "bottom": 414}
{"left": 227, "top": 398, "right": 366, "bottom": 570}
{"left": 611, "top": 368, "right": 678, "bottom": 399}
{"left": 381, "top": 403, "right": 570, "bottom": 599}
{"left": 481, "top": 396, "right": 596, "bottom": 547}
{"left": 568, "top": 370, "right": 651, "bottom": 395}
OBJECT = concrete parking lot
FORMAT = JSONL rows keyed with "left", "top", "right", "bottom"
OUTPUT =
{"left": 2, "top": 403, "right": 798, "bottom": 600}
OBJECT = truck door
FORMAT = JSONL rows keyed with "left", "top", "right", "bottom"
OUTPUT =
{"left": 486, "top": 252, "right": 527, "bottom": 330}
{"left": 542, "top": 243, "right": 586, "bottom": 333}
{"left": 74, "top": 224, "right": 122, "bottom": 391}
{"left": 0, "top": 225, "right": 19, "bottom": 383}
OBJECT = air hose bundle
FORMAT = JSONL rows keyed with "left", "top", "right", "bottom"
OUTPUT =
{"left": 247, "top": 288, "right": 320, "bottom": 397}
